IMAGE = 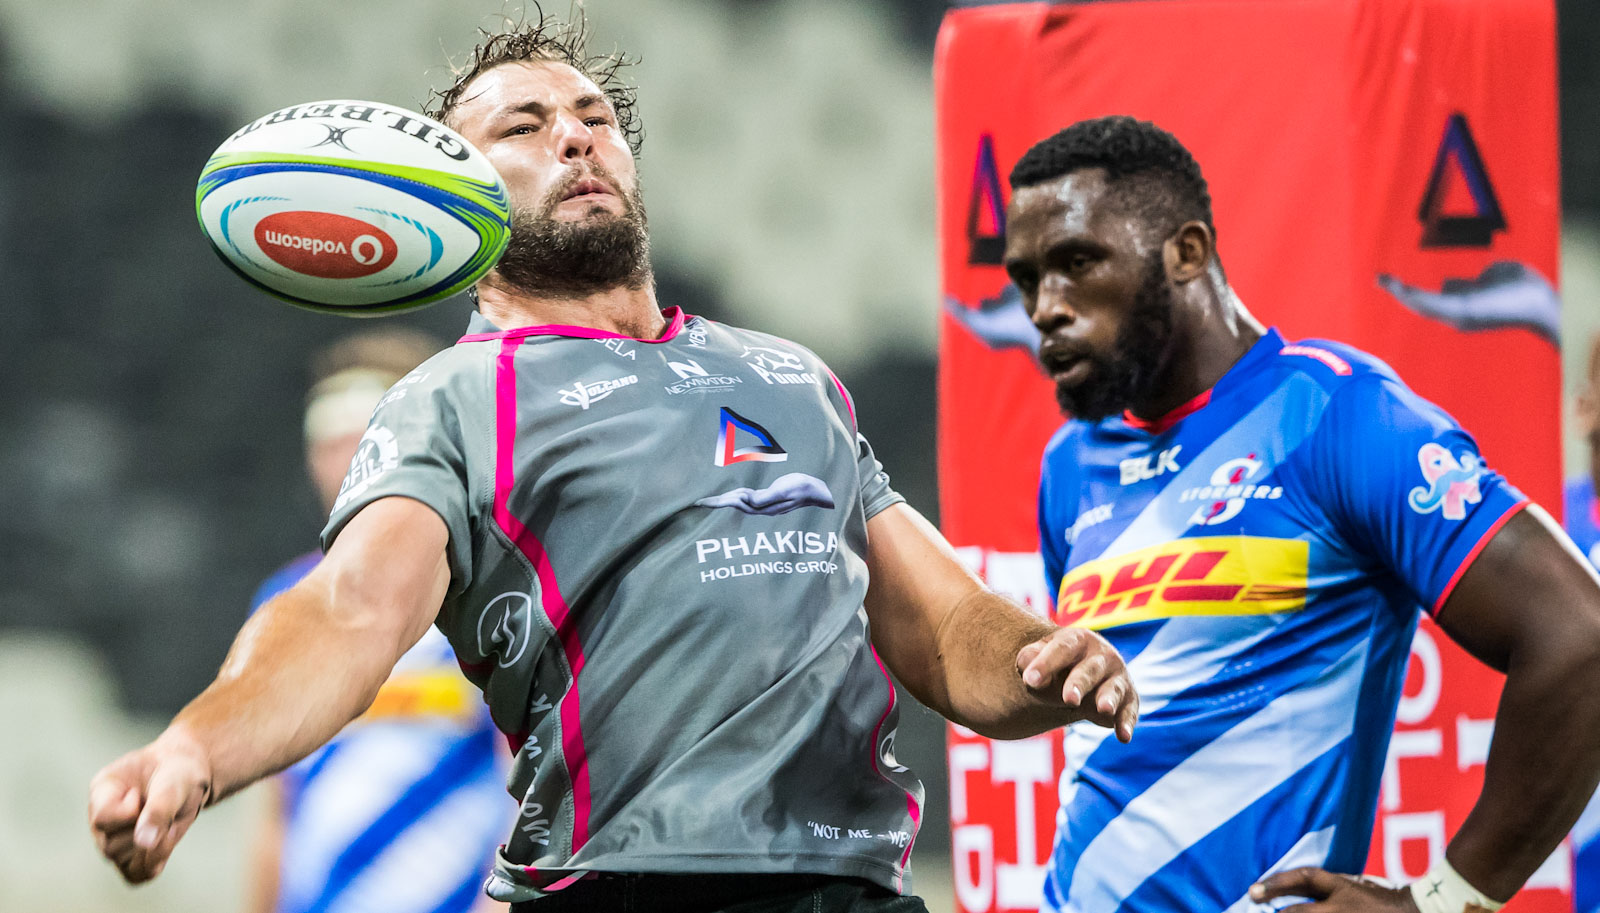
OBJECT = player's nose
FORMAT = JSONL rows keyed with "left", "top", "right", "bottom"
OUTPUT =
{"left": 1032, "top": 284, "right": 1080, "bottom": 331}
{"left": 553, "top": 111, "right": 596, "bottom": 163}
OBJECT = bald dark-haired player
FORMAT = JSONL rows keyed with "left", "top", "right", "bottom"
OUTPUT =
{"left": 87, "top": 15, "right": 1140, "bottom": 913}
{"left": 1008, "top": 115, "right": 1600, "bottom": 913}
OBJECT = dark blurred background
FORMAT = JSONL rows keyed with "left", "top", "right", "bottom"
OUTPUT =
{"left": 0, "top": 1, "right": 1596, "bottom": 910}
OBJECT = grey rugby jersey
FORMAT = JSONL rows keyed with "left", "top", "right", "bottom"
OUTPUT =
{"left": 321, "top": 307, "right": 923, "bottom": 901}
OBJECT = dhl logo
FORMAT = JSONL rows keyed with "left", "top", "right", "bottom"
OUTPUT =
{"left": 360, "top": 669, "right": 481, "bottom": 724}
{"left": 1055, "top": 536, "right": 1309, "bottom": 630}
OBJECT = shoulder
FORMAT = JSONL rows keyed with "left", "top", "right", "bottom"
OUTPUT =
{"left": 1272, "top": 337, "right": 1403, "bottom": 392}
{"left": 1272, "top": 337, "right": 1454, "bottom": 431}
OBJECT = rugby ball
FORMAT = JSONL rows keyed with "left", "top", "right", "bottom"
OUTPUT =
{"left": 196, "top": 100, "right": 511, "bottom": 315}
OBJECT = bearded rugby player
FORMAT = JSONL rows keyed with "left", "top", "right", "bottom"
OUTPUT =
{"left": 1007, "top": 115, "right": 1600, "bottom": 913}
{"left": 87, "top": 16, "right": 1139, "bottom": 913}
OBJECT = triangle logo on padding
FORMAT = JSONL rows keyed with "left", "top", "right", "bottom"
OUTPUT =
{"left": 967, "top": 133, "right": 1007, "bottom": 265}
{"left": 1418, "top": 113, "right": 1506, "bottom": 248}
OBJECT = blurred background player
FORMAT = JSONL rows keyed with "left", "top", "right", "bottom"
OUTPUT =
{"left": 1569, "top": 331, "right": 1600, "bottom": 913}
{"left": 246, "top": 329, "right": 508, "bottom": 913}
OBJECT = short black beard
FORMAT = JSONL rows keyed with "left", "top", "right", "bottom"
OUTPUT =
{"left": 1055, "top": 254, "right": 1177, "bottom": 422}
{"left": 493, "top": 170, "right": 652, "bottom": 298}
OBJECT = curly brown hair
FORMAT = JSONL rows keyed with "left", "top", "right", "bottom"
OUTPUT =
{"left": 427, "top": 5, "right": 644, "bottom": 155}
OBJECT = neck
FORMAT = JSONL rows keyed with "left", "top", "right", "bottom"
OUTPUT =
{"left": 1128, "top": 279, "right": 1265, "bottom": 422}
{"left": 474, "top": 272, "right": 666, "bottom": 339}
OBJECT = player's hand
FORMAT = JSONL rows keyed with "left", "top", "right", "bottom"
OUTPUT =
{"left": 1251, "top": 867, "right": 1419, "bottom": 912}
{"left": 88, "top": 729, "right": 213, "bottom": 884}
{"left": 1016, "top": 627, "right": 1138, "bottom": 742}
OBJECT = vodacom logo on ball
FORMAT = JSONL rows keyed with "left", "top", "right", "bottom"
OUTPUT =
{"left": 255, "top": 211, "right": 397, "bottom": 279}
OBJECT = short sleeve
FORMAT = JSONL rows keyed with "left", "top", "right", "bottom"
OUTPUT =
{"left": 1313, "top": 375, "right": 1527, "bottom": 616}
{"left": 823, "top": 370, "right": 904, "bottom": 520}
{"left": 854, "top": 431, "right": 905, "bottom": 520}
{"left": 320, "top": 375, "right": 475, "bottom": 593}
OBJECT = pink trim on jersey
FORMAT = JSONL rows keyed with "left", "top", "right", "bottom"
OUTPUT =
{"left": 492, "top": 336, "right": 594, "bottom": 853}
{"left": 460, "top": 306, "right": 687, "bottom": 344}
{"left": 1432, "top": 498, "right": 1529, "bottom": 617}
{"left": 828, "top": 371, "right": 858, "bottom": 431}
{"left": 867, "top": 646, "right": 921, "bottom": 890}
{"left": 1280, "top": 344, "right": 1353, "bottom": 376}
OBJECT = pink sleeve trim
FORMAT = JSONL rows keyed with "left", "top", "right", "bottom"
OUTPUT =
{"left": 1431, "top": 498, "right": 1529, "bottom": 617}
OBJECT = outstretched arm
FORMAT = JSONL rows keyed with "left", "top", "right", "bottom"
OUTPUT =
{"left": 1255, "top": 505, "right": 1600, "bottom": 911}
{"left": 87, "top": 496, "right": 451, "bottom": 884}
{"left": 863, "top": 502, "right": 1137, "bottom": 741}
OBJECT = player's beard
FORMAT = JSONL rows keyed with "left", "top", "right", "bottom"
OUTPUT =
{"left": 494, "top": 167, "right": 652, "bottom": 298}
{"left": 1054, "top": 253, "right": 1177, "bottom": 422}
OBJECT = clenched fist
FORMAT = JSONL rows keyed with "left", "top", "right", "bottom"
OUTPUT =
{"left": 1017, "top": 626, "right": 1139, "bottom": 742}
{"left": 88, "top": 729, "right": 213, "bottom": 884}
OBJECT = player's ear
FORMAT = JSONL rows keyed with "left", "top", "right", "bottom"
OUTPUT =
{"left": 1165, "top": 221, "right": 1213, "bottom": 284}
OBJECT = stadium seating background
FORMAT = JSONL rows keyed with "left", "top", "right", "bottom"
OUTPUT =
{"left": 0, "top": 1, "right": 1596, "bottom": 911}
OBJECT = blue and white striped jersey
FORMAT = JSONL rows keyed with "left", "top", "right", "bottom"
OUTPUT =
{"left": 1037, "top": 329, "right": 1525, "bottom": 913}
{"left": 1563, "top": 478, "right": 1600, "bottom": 913}
{"left": 252, "top": 554, "right": 507, "bottom": 913}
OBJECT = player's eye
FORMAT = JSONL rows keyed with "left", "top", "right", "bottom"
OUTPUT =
{"left": 1007, "top": 265, "right": 1038, "bottom": 295}
{"left": 584, "top": 117, "right": 610, "bottom": 128}
{"left": 507, "top": 124, "right": 539, "bottom": 137}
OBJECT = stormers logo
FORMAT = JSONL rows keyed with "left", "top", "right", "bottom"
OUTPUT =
{"left": 255, "top": 211, "right": 397, "bottom": 279}
{"left": 1408, "top": 442, "right": 1484, "bottom": 520}
{"left": 1055, "top": 536, "right": 1309, "bottom": 630}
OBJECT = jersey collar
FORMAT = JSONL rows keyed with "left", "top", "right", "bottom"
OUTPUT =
{"left": 458, "top": 306, "right": 688, "bottom": 344}
{"left": 1118, "top": 327, "right": 1286, "bottom": 435}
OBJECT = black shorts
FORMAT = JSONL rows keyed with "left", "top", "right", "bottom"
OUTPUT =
{"left": 509, "top": 873, "right": 930, "bottom": 913}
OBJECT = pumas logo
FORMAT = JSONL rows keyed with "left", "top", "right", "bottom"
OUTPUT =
{"left": 1180, "top": 454, "right": 1284, "bottom": 526}
{"left": 558, "top": 374, "right": 638, "bottom": 410}
{"left": 333, "top": 425, "right": 399, "bottom": 511}
{"left": 1055, "top": 536, "right": 1309, "bottom": 630}
{"left": 696, "top": 472, "right": 835, "bottom": 515}
{"left": 741, "top": 345, "right": 820, "bottom": 386}
{"left": 1120, "top": 446, "right": 1182, "bottom": 485}
{"left": 665, "top": 358, "right": 742, "bottom": 395}
{"left": 714, "top": 407, "right": 787, "bottom": 465}
{"left": 475, "top": 591, "right": 533, "bottom": 668}
{"left": 1408, "top": 442, "right": 1484, "bottom": 520}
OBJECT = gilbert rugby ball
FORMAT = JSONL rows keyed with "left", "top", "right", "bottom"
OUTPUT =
{"left": 196, "top": 99, "right": 511, "bottom": 315}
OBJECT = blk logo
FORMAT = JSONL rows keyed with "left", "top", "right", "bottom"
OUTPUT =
{"left": 1418, "top": 113, "right": 1505, "bottom": 248}
{"left": 967, "top": 133, "right": 1006, "bottom": 265}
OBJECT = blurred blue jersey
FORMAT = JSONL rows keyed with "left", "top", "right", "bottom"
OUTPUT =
{"left": 252, "top": 553, "right": 507, "bottom": 913}
{"left": 1563, "top": 478, "right": 1600, "bottom": 913}
{"left": 1037, "top": 329, "right": 1526, "bottom": 913}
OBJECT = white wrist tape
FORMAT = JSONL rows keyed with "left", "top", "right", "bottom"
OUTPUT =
{"left": 1409, "top": 859, "right": 1505, "bottom": 913}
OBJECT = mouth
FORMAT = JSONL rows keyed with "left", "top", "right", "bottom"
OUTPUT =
{"left": 1040, "top": 343, "right": 1093, "bottom": 386}
{"left": 562, "top": 178, "right": 616, "bottom": 202}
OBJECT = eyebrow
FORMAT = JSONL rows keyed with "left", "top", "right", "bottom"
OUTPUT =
{"left": 488, "top": 93, "right": 610, "bottom": 124}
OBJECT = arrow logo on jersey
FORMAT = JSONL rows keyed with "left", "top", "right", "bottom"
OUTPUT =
{"left": 714, "top": 407, "right": 787, "bottom": 466}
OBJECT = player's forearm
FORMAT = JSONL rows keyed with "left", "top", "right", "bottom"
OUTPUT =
{"left": 1446, "top": 636, "right": 1600, "bottom": 901}
{"left": 166, "top": 578, "right": 402, "bottom": 803}
{"left": 934, "top": 590, "right": 1088, "bottom": 739}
